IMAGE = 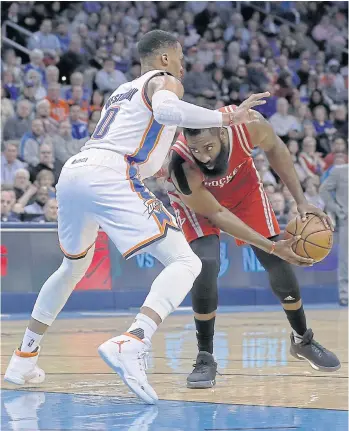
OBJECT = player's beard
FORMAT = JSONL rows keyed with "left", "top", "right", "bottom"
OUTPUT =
{"left": 195, "top": 141, "right": 229, "bottom": 178}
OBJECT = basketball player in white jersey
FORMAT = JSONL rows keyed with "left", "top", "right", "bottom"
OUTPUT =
{"left": 5, "top": 30, "right": 271, "bottom": 404}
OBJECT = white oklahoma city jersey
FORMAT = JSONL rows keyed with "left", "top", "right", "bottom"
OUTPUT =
{"left": 82, "top": 70, "right": 177, "bottom": 179}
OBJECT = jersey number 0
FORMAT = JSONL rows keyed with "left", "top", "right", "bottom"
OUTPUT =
{"left": 91, "top": 107, "right": 120, "bottom": 140}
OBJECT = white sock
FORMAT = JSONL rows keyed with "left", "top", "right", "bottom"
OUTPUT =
{"left": 20, "top": 328, "right": 43, "bottom": 353}
{"left": 127, "top": 313, "right": 158, "bottom": 341}
{"left": 293, "top": 330, "right": 303, "bottom": 344}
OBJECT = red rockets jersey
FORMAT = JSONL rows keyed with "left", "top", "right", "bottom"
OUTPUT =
{"left": 170, "top": 105, "right": 262, "bottom": 210}
{"left": 168, "top": 105, "right": 280, "bottom": 245}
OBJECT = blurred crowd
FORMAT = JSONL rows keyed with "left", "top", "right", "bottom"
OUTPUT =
{"left": 1, "top": 1, "right": 348, "bottom": 226}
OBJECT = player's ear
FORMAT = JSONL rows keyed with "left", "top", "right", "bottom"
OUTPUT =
{"left": 219, "top": 127, "right": 226, "bottom": 142}
{"left": 161, "top": 53, "right": 169, "bottom": 66}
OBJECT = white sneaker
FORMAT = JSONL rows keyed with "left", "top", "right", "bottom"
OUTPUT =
{"left": 4, "top": 348, "right": 45, "bottom": 385}
{"left": 98, "top": 333, "right": 158, "bottom": 405}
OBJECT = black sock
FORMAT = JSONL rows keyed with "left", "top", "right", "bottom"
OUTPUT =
{"left": 194, "top": 316, "right": 215, "bottom": 354}
{"left": 283, "top": 305, "right": 307, "bottom": 336}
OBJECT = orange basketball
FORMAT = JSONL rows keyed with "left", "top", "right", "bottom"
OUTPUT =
{"left": 285, "top": 214, "right": 333, "bottom": 262}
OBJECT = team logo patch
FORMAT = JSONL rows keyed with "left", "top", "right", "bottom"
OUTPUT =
{"left": 143, "top": 198, "right": 163, "bottom": 218}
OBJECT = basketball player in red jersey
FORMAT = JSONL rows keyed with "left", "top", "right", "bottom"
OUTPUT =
{"left": 167, "top": 105, "right": 340, "bottom": 389}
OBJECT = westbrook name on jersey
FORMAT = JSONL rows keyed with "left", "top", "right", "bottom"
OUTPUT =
{"left": 82, "top": 70, "right": 178, "bottom": 180}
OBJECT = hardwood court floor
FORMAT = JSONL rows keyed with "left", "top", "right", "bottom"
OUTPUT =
{"left": 1, "top": 307, "right": 348, "bottom": 412}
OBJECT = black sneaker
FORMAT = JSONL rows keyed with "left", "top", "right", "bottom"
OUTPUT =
{"left": 187, "top": 351, "right": 217, "bottom": 389}
{"left": 290, "top": 328, "right": 341, "bottom": 372}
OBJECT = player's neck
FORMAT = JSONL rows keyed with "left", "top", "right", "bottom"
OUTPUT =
{"left": 141, "top": 64, "right": 164, "bottom": 75}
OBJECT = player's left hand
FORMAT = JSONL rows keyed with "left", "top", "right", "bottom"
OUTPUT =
{"left": 297, "top": 203, "right": 334, "bottom": 231}
{"left": 230, "top": 92, "right": 270, "bottom": 125}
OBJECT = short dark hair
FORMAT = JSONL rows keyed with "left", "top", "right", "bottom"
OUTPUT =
{"left": 183, "top": 129, "right": 203, "bottom": 139}
{"left": 138, "top": 30, "right": 178, "bottom": 59}
{"left": 183, "top": 128, "right": 217, "bottom": 139}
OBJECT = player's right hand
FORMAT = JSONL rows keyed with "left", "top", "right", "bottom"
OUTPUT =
{"left": 272, "top": 236, "right": 315, "bottom": 267}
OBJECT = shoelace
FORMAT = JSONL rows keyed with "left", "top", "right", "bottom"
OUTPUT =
{"left": 192, "top": 360, "right": 216, "bottom": 374}
{"left": 301, "top": 329, "right": 327, "bottom": 353}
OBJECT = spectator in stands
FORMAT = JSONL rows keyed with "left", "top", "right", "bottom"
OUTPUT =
{"left": 2, "top": 70, "right": 20, "bottom": 101}
{"left": 65, "top": 72, "right": 90, "bottom": 101}
{"left": 36, "top": 99, "right": 59, "bottom": 136}
{"left": 18, "top": 80, "right": 38, "bottom": 105}
{"left": 1, "top": 190, "right": 20, "bottom": 223}
{"left": 67, "top": 86, "right": 89, "bottom": 121}
{"left": 3, "top": 99, "right": 33, "bottom": 141}
{"left": 333, "top": 105, "right": 348, "bottom": 137}
{"left": 287, "top": 139, "right": 307, "bottom": 183}
{"left": 313, "top": 105, "right": 335, "bottom": 136}
{"left": 253, "top": 151, "right": 277, "bottom": 185}
{"left": 322, "top": 59, "right": 347, "bottom": 104}
{"left": 320, "top": 163, "right": 348, "bottom": 306}
{"left": 1, "top": 87, "right": 15, "bottom": 126}
{"left": 309, "top": 89, "right": 330, "bottom": 114}
{"left": 269, "top": 98, "right": 301, "bottom": 139}
{"left": 45, "top": 65, "right": 60, "bottom": 88}
{"left": 304, "top": 176, "right": 325, "bottom": 209}
{"left": 19, "top": 119, "right": 46, "bottom": 166}
{"left": 56, "top": 18, "right": 71, "bottom": 53}
{"left": 95, "top": 59, "right": 127, "bottom": 93}
{"left": 28, "top": 141, "right": 61, "bottom": 184}
{"left": 24, "top": 69, "right": 47, "bottom": 101}
{"left": 2, "top": 49, "right": 22, "bottom": 84}
{"left": 77, "top": 23, "right": 97, "bottom": 58}
{"left": 263, "top": 182, "right": 276, "bottom": 198}
{"left": 126, "top": 62, "right": 141, "bottom": 81}
{"left": 89, "top": 46, "right": 109, "bottom": 71}
{"left": 53, "top": 121, "right": 86, "bottom": 164}
{"left": 323, "top": 136, "right": 348, "bottom": 170}
{"left": 287, "top": 200, "right": 299, "bottom": 222}
{"left": 36, "top": 169, "right": 56, "bottom": 198}
{"left": 89, "top": 90, "right": 104, "bottom": 114}
{"left": 28, "top": 19, "right": 61, "bottom": 53}
{"left": 23, "top": 186, "right": 49, "bottom": 216}
{"left": 299, "top": 136, "right": 326, "bottom": 177}
{"left": 23, "top": 49, "right": 46, "bottom": 85}
{"left": 46, "top": 83, "right": 69, "bottom": 123}
{"left": 13, "top": 168, "right": 31, "bottom": 200}
{"left": 1, "top": 142, "right": 26, "bottom": 185}
{"left": 321, "top": 152, "right": 347, "bottom": 183}
{"left": 58, "top": 35, "right": 85, "bottom": 82}
{"left": 269, "top": 192, "right": 288, "bottom": 224}
{"left": 183, "top": 62, "right": 216, "bottom": 101}
{"left": 33, "top": 198, "right": 58, "bottom": 223}
{"left": 69, "top": 105, "right": 88, "bottom": 139}
{"left": 312, "top": 16, "right": 339, "bottom": 44}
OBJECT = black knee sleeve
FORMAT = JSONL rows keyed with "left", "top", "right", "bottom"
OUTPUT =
{"left": 252, "top": 239, "right": 301, "bottom": 304}
{"left": 190, "top": 235, "right": 220, "bottom": 314}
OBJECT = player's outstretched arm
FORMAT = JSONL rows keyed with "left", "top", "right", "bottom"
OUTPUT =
{"left": 170, "top": 162, "right": 313, "bottom": 266}
{"left": 147, "top": 74, "right": 269, "bottom": 129}
{"left": 247, "top": 112, "right": 333, "bottom": 230}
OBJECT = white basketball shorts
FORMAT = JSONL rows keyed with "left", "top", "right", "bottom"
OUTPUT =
{"left": 56, "top": 148, "right": 179, "bottom": 260}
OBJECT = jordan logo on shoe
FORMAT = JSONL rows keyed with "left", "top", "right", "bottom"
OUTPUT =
{"left": 112, "top": 340, "right": 130, "bottom": 353}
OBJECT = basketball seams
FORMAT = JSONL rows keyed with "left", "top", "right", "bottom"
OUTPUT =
{"left": 304, "top": 240, "right": 331, "bottom": 250}
{"left": 299, "top": 214, "right": 317, "bottom": 235}
{"left": 303, "top": 229, "right": 329, "bottom": 242}
{"left": 285, "top": 214, "right": 333, "bottom": 261}
{"left": 297, "top": 239, "right": 311, "bottom": 258}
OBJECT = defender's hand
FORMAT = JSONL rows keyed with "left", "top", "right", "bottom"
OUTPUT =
{"left": 228, "top": 92, "right": 270, "bottom": 125}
